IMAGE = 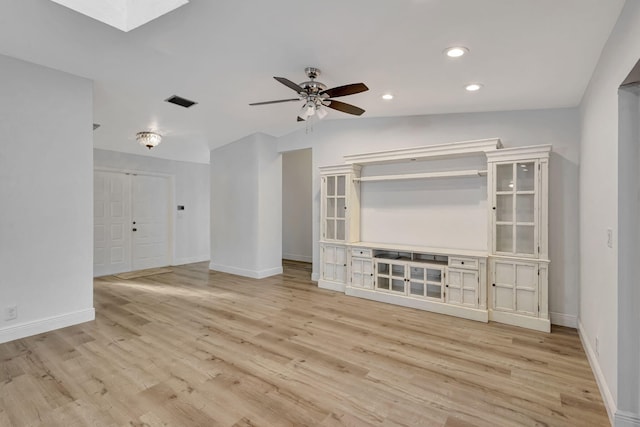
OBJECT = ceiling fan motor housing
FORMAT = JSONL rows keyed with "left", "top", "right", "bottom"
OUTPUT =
{"left": 300, "top": 67, "right": 327, "bottom": 96}
{"left": 305, "top": 67, "right": 320, "bottom": 79}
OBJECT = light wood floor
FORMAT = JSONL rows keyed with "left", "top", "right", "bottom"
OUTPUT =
{"left": 0, "top": 261, "right": 608, "bottom": 426}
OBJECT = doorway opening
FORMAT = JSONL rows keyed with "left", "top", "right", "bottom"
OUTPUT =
{"left": 617, "top": 58, "right": 640, "bottom": 414}
{"left": 282, "top": 148, "right": 313, "bottom": 278}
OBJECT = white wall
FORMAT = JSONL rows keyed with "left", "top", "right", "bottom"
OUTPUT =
{"left": 360, "top": 156, "right": 488, "bottom": 251}
{"left": 0, "top": 55, "right": 94, "bottom": 343}
{"left": 278, "top": 108, "right": 580, "bottom": 325}
{"left": 282, "top": 149, "right": 313, "bottom": 263}
{"left": 210, "top": 133, "right": 282, "bottom": 278}
{"left": 579, "top": 1, "right": 640, "bottom": 424}
{"left": 94, "top": 149, "right": 210, "bottom": 267}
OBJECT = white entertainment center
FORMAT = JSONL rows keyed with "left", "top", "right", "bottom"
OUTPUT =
{"left": 318, "top": 138, "right": 551, "bottom": 332}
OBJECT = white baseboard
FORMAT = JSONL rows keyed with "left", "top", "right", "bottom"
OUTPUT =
{"left": 282, "top": 253, "right": 312, "bottom": 263}
{"left": 616, "top": 410, "right": 640, "bottom": 427}
{"left": 550, "top": 311, "right": 578, "bottom": 328}
{"left": 578, "top": 319, "right": 616, "bottom": 425}
{"left": 0, "top": 308, "right": 95, "bottom": 344}
{"left": 173, "top": 255, "right": 210, "bottom": 266}
{"left": 311, "top": 272, "right": 319, "bottom": 282}
{"left": 209, "top": 262, "right": 283, "bottom": 279}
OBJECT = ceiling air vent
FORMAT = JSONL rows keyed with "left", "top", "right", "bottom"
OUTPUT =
{"left": 165, "top": 95, "right": 198, "bottom": 108}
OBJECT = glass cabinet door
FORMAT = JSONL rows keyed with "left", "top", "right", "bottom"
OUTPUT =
{"left": 408, "top": 265, "right": 426, "bottom": 297}
{"left": 324, "top": 174, "right": 348, "bottom": 241}
{"left": 375, "top": 260, "right": 391, "bottom": 291}
{"left": 405, "top": 262, "right": 443, "bottom": 300}
{"left": 494, "top": 162, "right": 537, "bottom": 256}
{"left": 375, "top": 260, "right": 407, "bottom": 294}
{"left": 426, "top": 267, "right": 443, "bottom": 299}
{"left": 391, "top": 263, "right": 405, "bottom": 293}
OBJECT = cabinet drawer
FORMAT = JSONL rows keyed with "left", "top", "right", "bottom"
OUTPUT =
{"left": 449, "top": 257, "right": 478, "bottom": 270}
{"left": 351, "top": 248, "right": 372, "bottom": 258}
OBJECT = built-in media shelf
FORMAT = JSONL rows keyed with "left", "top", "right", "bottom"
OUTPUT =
{"left": 355, "top": 169, "right": 488, "bottom": 182}
{"left": 319, "top": 138, "right": 551, "bottom": 332}
{"left": 319, "top": 241, "right": 489, "bottom": 322}
{"left": 373, "top": 249, "right": 448, "bottom": 265}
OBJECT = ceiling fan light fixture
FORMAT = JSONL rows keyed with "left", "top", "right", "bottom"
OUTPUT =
{"left": 316, "top": 106, "right": 328, "bottom": 120}
{"left": 136, "top": 131, "right": 162, "bottom": 149}
{"left": 298, "top": 102, "right": 314, "bottom": 120}
{"left": 382, "top": 93, "right": 394, "bottom": 100}
{"left": 444, "top": 46, "right": 469, "bottom": 58}
{"left": 305, "top": 101, "right": 315, "bottom": 115}
{"left": 298, "top": 101, "right": 316, "bottom": 120}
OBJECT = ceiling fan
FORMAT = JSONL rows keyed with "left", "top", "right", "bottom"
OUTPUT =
{"left": 249, "top": 67, "right": 369, "bottom": 121}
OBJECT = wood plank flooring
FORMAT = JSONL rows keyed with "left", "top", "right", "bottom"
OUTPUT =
{"left": 0, "top": 261, "right": 608, "bottom": 426}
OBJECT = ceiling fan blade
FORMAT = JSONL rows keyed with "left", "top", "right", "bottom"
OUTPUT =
{"left": 297, "top": 116, "right": 305, "bottom": 122}
{"left": 249, "top": 98, "right": 300, "bottom": 106}
{"left": 326, "top": 100, "right": 365, "bottom": 116}
{"left": 320, "top": 83, "right": 368, "bottom": 98}
{"left": 274, "top": 77, "right": 304, "bottom": 93}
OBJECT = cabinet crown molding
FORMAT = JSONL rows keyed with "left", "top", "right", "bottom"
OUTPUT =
{"left": 486, "top": 144, "right": 551, "bottom": 162}
{"left": 343, "top": 138, "right": 502, "bottom": 165}
{"left": 319, "top": 164, "right": 362, "bottom": 175}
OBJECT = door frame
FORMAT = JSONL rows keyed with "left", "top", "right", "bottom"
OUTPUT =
{"left": 94, "top": 167, "right": 175, "bottom": 275}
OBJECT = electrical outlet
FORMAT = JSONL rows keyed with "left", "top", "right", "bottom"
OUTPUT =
{"left": 607, "top": 229, "right": 613, "bottom": 248}
{"left": 5, "top": 305, "right": 17, "bottom": 321}
{"left": 595, "top": 337, "right": 599, "bottom": 357}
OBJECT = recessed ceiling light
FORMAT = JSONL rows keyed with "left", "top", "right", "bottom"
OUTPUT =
{"left": 382, "top": 94, "right": 394, "bottom": 100}
{"left": 465, "top": 83, "right": 483, "bottom": 92}
{"left": 444, "top": 46, "right": 469, "bottom": 58}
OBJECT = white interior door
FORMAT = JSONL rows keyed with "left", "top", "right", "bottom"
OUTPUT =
{"left": 94, "top": 171, "right": 171, "bottom": 276}
{"left": 94, "top": 171, "right": 132, "bottom": 276}
{"left": 132, "top": 174, "right": 170, "bottom": 270}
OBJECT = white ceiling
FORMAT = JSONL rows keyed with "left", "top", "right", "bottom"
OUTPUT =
{"left": 0, "top": 0, "right": 625, "bottom": 163}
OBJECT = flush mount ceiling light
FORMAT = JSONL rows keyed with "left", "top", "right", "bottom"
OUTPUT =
{"left": 444, "top": 46, "right": 469, "bottom": 58}
{"left": 465, "top": 83, "right": 483, "bottom": 92}
{"left": 382, "top": 93, "right": 394, "bottom": 100}
{"left": 136, "top": 131, "right": 162, "bottom": 150}
{"left": 49, "top": 0, "right": 189, "bottom": 32}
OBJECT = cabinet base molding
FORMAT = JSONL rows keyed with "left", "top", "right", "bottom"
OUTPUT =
{"left": 489, "top": 310, "right": 550, "bottom": 333}
{"left": 318, "top": 280, "right": 346, "bottom": 292}
{"left": 346, "top": 287, "right": 489, "bottom": 323}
